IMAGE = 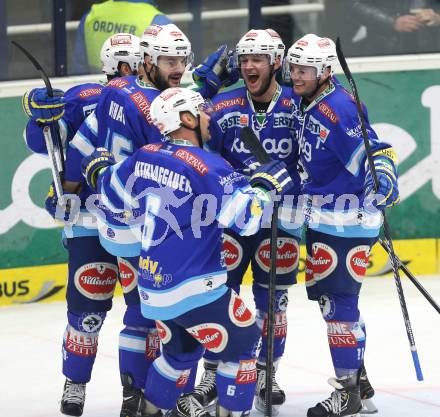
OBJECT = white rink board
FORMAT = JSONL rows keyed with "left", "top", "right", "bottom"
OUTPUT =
{"left": 1, "top": 276, "right": 439, "bottom": 417}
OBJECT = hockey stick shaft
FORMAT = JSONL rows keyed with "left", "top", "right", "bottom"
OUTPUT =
{"left": 336, "top": 38, "right": 423, "bottom": 381}
{"left": 12, "top": 40, "right": 65, "bottom": 192}
{"left": 378, "top": 238, "right": 440, "bottom": 314}
{"left": 239, "top": 127, "right": 277, "bottom": 417}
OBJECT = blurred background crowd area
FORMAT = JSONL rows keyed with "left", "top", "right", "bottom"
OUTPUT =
{"left": 2, "top": 0, "right": 440, "bottom": 81}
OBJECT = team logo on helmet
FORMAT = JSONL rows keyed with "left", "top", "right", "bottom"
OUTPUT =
{"left": 117, "top": 258, "right": 138, "bottom": 293}
{"left": 346, "top": 245, "right": 370, "bottom": 283}
{"left": 74, "top": 263, "right": 118, "bottom": 300}
{"left": 228, "top": 291, "right": 255, "bottom": 327}
{"left": 311, "top": 242, "right": 338, "bottom": 280}
{"left": 156, "top": 320, "right": 172, "bottom": 344}
{"left": 186, "top": 323, "right": 228, "bottom": 353}
{"left": 222, "top": 234, "right": 243, "bottom": 271}
{"left": 255, "top": 237, "right": 299, "bottom": 274}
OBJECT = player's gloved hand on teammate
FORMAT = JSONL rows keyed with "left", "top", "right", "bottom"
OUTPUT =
{"left": 82, "top": 147, "right": 116, "bottom": 191}
{"left": 22, "top": 87, "right": 65, "bottom": 125}
{"left": 193, "top": 45, "right": 239, "bottom": 98}
{"left": 250, "top": 160, "right": 293, "bottom": 197}
{"left": 364, "top": 148, "right": 400, "bottom": 208}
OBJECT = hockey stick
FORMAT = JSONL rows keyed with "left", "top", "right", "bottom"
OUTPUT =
{"left": 378, "top": 238, "right": 440, "bottom": 314}
{"left": 336, "top": 38, "right": 424, "bottom": 381}
{"left": 12, "top": 41, "right": 65, "bottom": 197}
{"left": 240, "top": 127, "right": 278, "bottom": 417}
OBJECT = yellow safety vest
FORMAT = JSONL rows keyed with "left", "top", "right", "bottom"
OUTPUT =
{"left": 84, "top": 0, "right": 163, "bottom": 70}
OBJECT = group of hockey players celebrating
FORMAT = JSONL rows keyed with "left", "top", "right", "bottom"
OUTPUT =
{"left": 22, "top": 20, "right": 400, "bottom": 417}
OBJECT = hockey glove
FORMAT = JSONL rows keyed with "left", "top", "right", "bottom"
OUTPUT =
{"left": 22, "top": 87, "right": 65, "bottom": 125}
{"left": 250, "top": 160, "right": 293, "bottom": 197}
{"left": 364, "top": 147, "right": 400, "bottom": 208}
{"left": 45, "top": 182, "right": 79, "bottom": 222}
{"left": 82, "top": 148, "right": 115, "bottom": 191}
{"left": 193, "top": 45, "right": 239, "bottom": 98}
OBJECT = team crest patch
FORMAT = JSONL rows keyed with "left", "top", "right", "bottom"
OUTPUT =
{"left": 156, "top": 320, "right": 172, "bottom": 344}
{"left": 228, "top": 291, "right": 255, "bottom": 327}
{"left": 222, "top": 234, "right": 243, "bottom": 271}
{"left": 74, "top": 263, "right": 118, "bottom": 300}
{"left": 346, "top": 245, "right": 370, "bottom": 283}
{"left": 311, "top": 242, "right": 338, "bottom": 280}
{"left": 117, "top": 258, "right": 138, "bottom": 293}
{"left": 186, "top": 323, "right": 228, "bottom": 353}
{"left": 78, "top": 313, "right": 105, "bottom": 333}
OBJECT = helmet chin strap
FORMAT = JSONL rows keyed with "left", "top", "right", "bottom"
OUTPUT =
{"left": 305, "top": 73, "right": 330, "bottom": 102}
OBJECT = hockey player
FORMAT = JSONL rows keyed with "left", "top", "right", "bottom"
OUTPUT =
{"left": 190, "top": 29, "right": 302, "bottom": 415}
{"left": 285, "top": 34, "right": 400, "bottom": 417}
{"left": 22, "top": 34, "right": 157, "bottom": 417}
{"left": 81, "top": 87, "right": 295, "bottom": 417}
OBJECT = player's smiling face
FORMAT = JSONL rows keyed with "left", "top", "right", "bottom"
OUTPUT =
{"left": 156, "top": 56, "right": 187, "bottom": 88}
{"left": 290, "top": 64, "right": 319, "bottom": 97}
{"left": 239, "top": 54, "right": 273, "bottom": 97}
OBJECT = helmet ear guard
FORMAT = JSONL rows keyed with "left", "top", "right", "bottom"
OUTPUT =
{"left": 100, "top": 33, "right": 141, "bottom": 76}
{"left": 284, "top": 33, "right": 338, "bottom": 81}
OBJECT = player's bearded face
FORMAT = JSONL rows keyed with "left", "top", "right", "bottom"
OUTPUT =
{"left": 154, "top": 56, "right": 187, "bottom": 89}
{"left": 239, "top": 54, "right": 273, "bottom": 98}
{"left": 290, "top": 64, "right": 319, "bottom": 97}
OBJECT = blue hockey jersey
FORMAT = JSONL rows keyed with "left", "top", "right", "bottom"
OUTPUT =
{"left": 23, "top": 82, "right": 104, "bottom": 238}
{"left": 291, "top": 77, "right": 390, "bottom": 237}
{"left": 94, "top": 141, "right": 271, "bottom": 319}
{"left": 207, "top": 84, "right": 303, "bottom": 235}
{"left": 66, "top": 76, "right": 165, "bottom": 247}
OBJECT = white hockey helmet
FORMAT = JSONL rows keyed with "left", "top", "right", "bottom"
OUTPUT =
{"left": 140, "top": 24, "right": 193, "bottom": 66}
{"left": 100, "top": 33, "right": 141, "bottom": 75}
{"left": 234, "top": 28, "right": 285, "bottom": 66}
{"left": 150, "top": 87, "right": 205, "bottom": 136}
{"left": 285, "top": 34, "right": 338, "bottom": 79}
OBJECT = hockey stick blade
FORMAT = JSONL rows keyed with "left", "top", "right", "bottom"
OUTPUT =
{"left": 336, "top": 37, "right": 423, "bottom": 381}
{"left": 240, "top": 127, "right": 272, "bottom": 164}
{"left": 11, "top": 41, "right": 53, "bottom": 96}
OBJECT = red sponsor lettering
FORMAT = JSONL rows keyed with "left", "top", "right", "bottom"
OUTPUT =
{"left": 262, "top": 312, "right": 287, "bottom": 338}
{"left": 186, "top": 323, "right": 228, "bottom": 353}
{"left": 110, "top": 34, "right": 132, "bottom": 46}
{"left": 327, "top": 321, "right": 358, "bottom": 347}
{"left": 170, "top": 31, "right": 183, "bottom": 37}
{"left": 143, "top": 143, "right": 163, "bottom": 152}
{"left": 145, "top": 330, "right": 160, "bottom": 360}
{"left": 107, "top": 78, "right": 129, "bottom": 89}
{"left": 65, "top": 328, "right": 98, "bottom": 357}
{"left": 118, "top": 258, "right": 137, "bottom": 293}
{"left": 318, "top": 102, "right": 338, "bottom": 124}
{"left": 346, "top": 245, "right": 370, "bottom": 283}
{"left": 265, "top": 28, "right": 281, "bottom": 40}
{"left": 130, "top": 91, "right": 153, "bottom": 124}
{"left": 296, "top": 39, "right": 308, "bottom": 47}
{"left": 255, "top": 237, "right": 299, "bottom": 274}
{"left": 156, "top": 320, "right": 172, "bottom": 344}
{"left": 213, "top": 97, "right": 246, "bottom": 112}
{"left": 317, "top": 38, "right": 331, "bottom": 48}
{"left": 144, "top": 25, "right": 163, "bottom": 37}
{"left": 228, "top": 291, "right": 254, "bottom": 327}
{"left": 222, "top": 234, "right": 242, "bottom": 271}
{"left": 78, "top": 87, "right": 103, "bottom": 99}
{"left": 176, "top": 369, "right": 191, "bottom": 387}
{"left": 173, "top": 149, "right": 208, "bottom": 176}
{"left": 236, "top": 359, "right": 257, "bottom": 384}
{"left": 74, "top": 263, "right": 118, "bottom": 300}
{"left": 160, "top": 88, "right": 181, "bottom": 101}
{"left": 311, "top": 242, "right": 337, "bottom": 280}
{"left": 281, "top": 98, "right": 292, "bottom": 108}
